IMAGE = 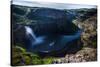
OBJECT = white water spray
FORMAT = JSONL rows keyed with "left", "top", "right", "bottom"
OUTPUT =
{"left": 25, "top": 26, "right": 36, "bottom": 40}
{"left": 25, "top": 26, "right": 45, "bottom": 46}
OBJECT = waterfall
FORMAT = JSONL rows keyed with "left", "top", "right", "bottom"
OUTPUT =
{"left": 25, "top": 26, "right": 45, "bottom": 46}
{"left": 25, "top": 26, "right": 37, "bottom": 40}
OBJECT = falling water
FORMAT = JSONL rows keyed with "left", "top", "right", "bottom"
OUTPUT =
{"left": 25, "top": 26, "right": 37, "bottom": 40}
{"left": 25, "top": 26, "right": 45, "bottom": 46}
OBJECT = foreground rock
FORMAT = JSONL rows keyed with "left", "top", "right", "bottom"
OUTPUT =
{"left": 52, "top": 47, "right": 97, "bottom": 63}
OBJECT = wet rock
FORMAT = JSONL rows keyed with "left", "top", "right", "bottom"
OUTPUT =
{"left": 12, "top": 24, "right": 26, "bottom": 46}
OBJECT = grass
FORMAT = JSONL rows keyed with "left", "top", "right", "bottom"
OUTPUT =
{"left": 12, "top": 45, "right": 54, "bottom": 66}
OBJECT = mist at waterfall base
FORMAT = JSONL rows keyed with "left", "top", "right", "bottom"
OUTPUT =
{"left": 24, "top": 26, "right": 82, "bottom": 53}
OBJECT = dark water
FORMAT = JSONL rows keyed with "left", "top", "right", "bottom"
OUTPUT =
{"left": 25, "top": 26, "right": 82, "bottom": 53}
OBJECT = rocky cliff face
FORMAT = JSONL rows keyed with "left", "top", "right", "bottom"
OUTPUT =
{"left": 12, "top": 5, "right": 80, "bottom": 35}
{"left": 73, "top": 14, "right": 97, "bottom": 48}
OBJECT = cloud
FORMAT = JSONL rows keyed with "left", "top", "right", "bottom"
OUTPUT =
{"left": 12, "top": 0, "right": 97, "bottom": 9}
